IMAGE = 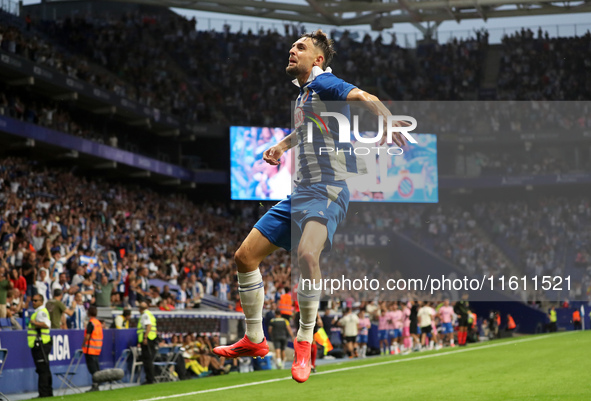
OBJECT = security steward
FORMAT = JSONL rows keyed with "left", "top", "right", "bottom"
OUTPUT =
{"left": 138, "top": 301, "right": 157, "bottom": 384}
{"left": 28, "top": 294, "right": 53, "bottom": 398}
{"left": 83, "top": 306, "right": 103, "bottom": 392}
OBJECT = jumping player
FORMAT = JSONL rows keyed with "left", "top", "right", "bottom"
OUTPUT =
{"left": 213, "top": 30, "right": 407, "bottom": 383}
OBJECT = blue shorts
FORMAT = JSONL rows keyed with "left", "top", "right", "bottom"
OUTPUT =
{"left": 357, "top": 334, "right": 368, "bottom": 344}
{"left": 254, "top": 182, "right": 350, "bottom": 251}
{"left": 378, "top": 330, "right": 389, "bottom": 341}
{"left": 441, "top": 322, "right": 453, "bottom": 334}
{"left": 393, "top": 329, "right": 402, "bottom": 339}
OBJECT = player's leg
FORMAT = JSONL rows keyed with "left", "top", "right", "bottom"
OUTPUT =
{"left": 275, "top": 344, "right": 282, "bottom": 369}
{"left": 296, "top": 219, "right": 327, "bottom": 342}
{"left": 292, "top": 219, "right": 327, "bottom": 383}
{"left": 213, "top": 228, "right": 279, "bottom": 358}
{"left": 236, "top": 227, "right": 278, "bottom": 344}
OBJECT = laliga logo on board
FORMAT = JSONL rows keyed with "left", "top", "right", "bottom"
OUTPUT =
{"left": 48, "top": 334, "right": 71, "bottom": 362}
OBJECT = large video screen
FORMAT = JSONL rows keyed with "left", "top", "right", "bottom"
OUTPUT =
{"left": 230, "top": 126, "right": 438, "bottom": 202}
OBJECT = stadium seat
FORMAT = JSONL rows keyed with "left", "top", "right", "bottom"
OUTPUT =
{"left": 0, "top": 319, "right": 12, "bottom": 330}
{"left": 153, "top": 346, "right": 180, "bottom": 383}
{"left": 129, "top": 346, "right": 144, "bottom": 384}
{"left": 114, "top": 349, "right": 131, "bottom": 382}
{"left": 55, "top": 349, "right": 84, "bottom": 395}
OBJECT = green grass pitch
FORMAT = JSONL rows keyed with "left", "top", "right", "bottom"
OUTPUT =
{"left": 59, "top": 331, "right": 590, "bottom": 401}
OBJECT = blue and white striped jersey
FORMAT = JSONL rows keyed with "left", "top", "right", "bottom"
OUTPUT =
{"left": 293, "top": 66, "right": 367, "bottom": 185}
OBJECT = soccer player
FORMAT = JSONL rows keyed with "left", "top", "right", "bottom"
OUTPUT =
{"left": 376, "top": 304, "right": 390, "bottom": 355}
{"left": 390, "top": 303, "right": 403, "bottom": 354}
{"left": 213, "top": 29, "right": 407, "bottom": 383}
{"left": 438, "top": 299, "right": 455, "bottom": 347}
{"left": 418, "top": 301, "right": 436, "bottom": 350}
{"left": 357, "top": 310, "right": 371, "bottom": 358}
{"left": 402, "top": 301, "right": 412, "bottom": 353}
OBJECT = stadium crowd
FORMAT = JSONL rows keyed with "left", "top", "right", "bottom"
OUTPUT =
{"left": 0, "top": 82, "right": 180, "bottom": 162}
{"left": 2, "top": 10, "right": 590, "bottom": 132}
{"left": 497, "top": 28, "right": 591, "bottom": 100}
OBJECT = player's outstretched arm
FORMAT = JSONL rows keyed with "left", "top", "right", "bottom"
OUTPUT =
{"left": 346, "top": 88, "right": 407, "bottom": 147}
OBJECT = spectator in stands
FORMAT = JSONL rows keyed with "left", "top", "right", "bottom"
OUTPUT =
{"left": 52, "top": 272, "right": 70, "bottom": 295}
{"left": 5, "top": 290, "right": 22, "bottom": 330}
{"left": 176, "top": 281, "right": 187, "bottom": 310}
{"left": 186, "top": 274, "right": 203, "bottom": 308}
{"left": 71, "top": 266, "right": 86, "bottom": 288}
{"left": 94, "top": 269, "right": 117, "bottom": 308}
{"left": 9, "top": 268, "right": 26, "bottom": 296}
{"left": 80, "top": 274, "right": 96, "bottom": 307}
{"left": 46, "top": 288, "right": 74, "bottom": 329}
{"left": 149, "top": 286, "right": 162, "bottom": 307}
{"left": 35, "top": 269, "right": 51, "bottom": 304}
{"left": 0, "top": 266, "right": 12, "bottom": 318}
{"left": 137, "top": 267, "right": 150, "bottom": 302}
{"left": 22, "top": 252, "right": 38, "bottom": 303}
{"left": 114, "top": 309, "right": 131, "bottom": 329}
{"left": 8, "top": 288, "right": 24, "bottom": 318}
{"left": 160, "top": 285, "right": 172, "bottom": 301}
{"left": 71, "top": 292, "right": 87, "bottom": 329}
{"left": 124, "top": 268, "right": 138, "bottom": 308}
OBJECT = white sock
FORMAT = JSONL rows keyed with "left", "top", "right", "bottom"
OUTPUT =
{"left": 296, "top": 276, "right": 321, "bottom": 343}
{"left": 238, "top": 269, "right": 264, "bottom": 343}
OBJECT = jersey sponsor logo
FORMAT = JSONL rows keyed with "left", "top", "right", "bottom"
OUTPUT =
{"left": 294, "top": 107, "right": 304, "bottom": 129}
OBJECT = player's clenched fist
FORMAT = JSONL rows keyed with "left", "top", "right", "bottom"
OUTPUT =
{"left": 263, "top": 146, "right": 284, "bottom": 165}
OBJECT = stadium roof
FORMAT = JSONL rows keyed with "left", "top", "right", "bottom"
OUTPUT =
{"left": 106, "top": 0, "right": 591, "bottom": 32}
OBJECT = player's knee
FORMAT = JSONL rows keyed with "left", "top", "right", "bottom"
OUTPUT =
{"left": 297, "top": 248, "right": 319, "bottom": 273}
{"left": 234, "top": 247, "right": 249, "bottom": 269}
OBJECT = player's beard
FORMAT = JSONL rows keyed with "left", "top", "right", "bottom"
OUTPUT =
{"left": 286, "top": 63, "right": 300, "bottom": 77}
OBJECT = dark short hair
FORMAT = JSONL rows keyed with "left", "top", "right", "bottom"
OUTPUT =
{"left": 300, "top": 29, "right": 336, "bottom": 69}
{"left": 123, "top": 309, "right": 132, "bottom": 317}
{"left": 88, "top": 305, "right": 98, "bottom": 317}
{"left": 53, "top": 288, "right": 62, "bottom": 298}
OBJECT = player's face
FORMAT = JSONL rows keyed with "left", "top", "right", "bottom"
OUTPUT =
{"left": 286, "top": 37, "right": 322, "bottom": 77}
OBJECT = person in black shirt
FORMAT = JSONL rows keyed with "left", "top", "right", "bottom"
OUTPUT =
{"left": 409, "top": 301, "right": 419, "bottom": 351}
{"left": 321, "top": 307, "right": 338, "bottom": 348}
{"left": 454, "top": 295, "right": 470, "bottom": 346}
{"left": 268, "top": 310, "right": 294, "bottom": 369}
{"left": 22, "top": 252, "right": 37, "bottom": 304}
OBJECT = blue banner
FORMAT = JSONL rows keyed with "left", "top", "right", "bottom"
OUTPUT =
{"left": 0, "top": 329, "right": 137, "bottom": 394}
{"left": 0, "top": 115, "right": 226, "bottom": 184}
{"left": 440, "top": 173, "right": 591, "bottom": 188}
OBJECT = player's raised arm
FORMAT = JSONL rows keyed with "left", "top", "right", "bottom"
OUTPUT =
{"left": 346, "top": 88, "right": 407, "bottom": 147}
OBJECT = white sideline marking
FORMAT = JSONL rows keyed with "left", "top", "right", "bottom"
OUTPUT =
{"left": 137, "top": 332, "right": 574, "bottom": 401}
